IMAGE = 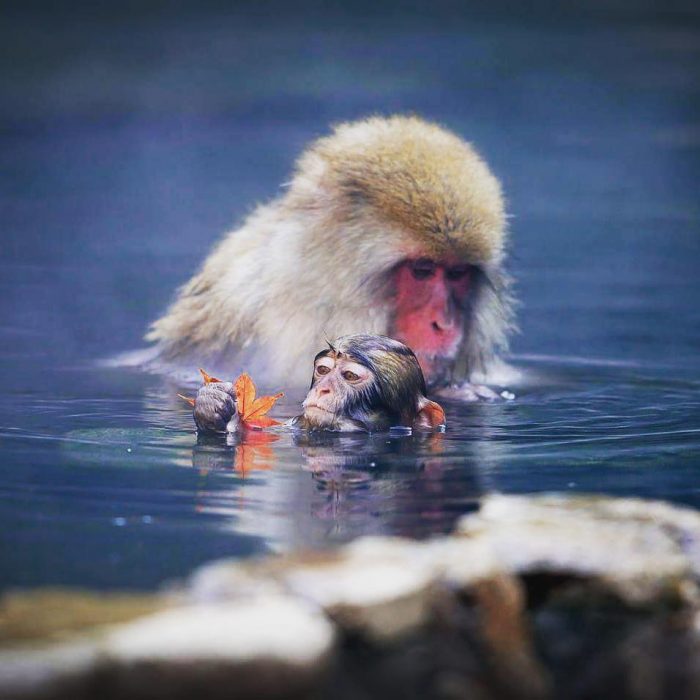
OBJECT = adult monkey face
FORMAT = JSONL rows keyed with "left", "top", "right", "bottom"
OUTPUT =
{"left": 300, "top": 334, "right": 446, "bottom": 433}
{"left": 392, "top": 257, "right": 475, "bottom": 384}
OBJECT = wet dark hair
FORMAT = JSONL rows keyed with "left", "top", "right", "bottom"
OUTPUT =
{"left": 312, "top": 334, "right": 428, "bottom": 431}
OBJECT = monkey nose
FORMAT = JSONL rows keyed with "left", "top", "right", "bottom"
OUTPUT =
{"left": 317, "top": 387, "right": 332, "bottom": 396}
{"left": 431, "top": 318, "right": 455, "bottom": 333}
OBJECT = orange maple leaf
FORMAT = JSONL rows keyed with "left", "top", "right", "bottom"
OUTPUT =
{"left": 199, "top": 368, "right": 222, "bottom": 384}
{"left": 234, "top": 432, "right": 279, "bottom": 475}
{"left": 234, "top": 372, "right": 284, "bottom": 429}
{"left": 177, "top": 368, "right": 221, "bottom": 406}
{"left": 178, "top": 370, "right": 283, "bottom": 431}
{"left": 177, "top": 393, "right": 196, "bottom": 407}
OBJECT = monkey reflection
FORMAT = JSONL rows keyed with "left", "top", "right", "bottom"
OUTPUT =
{"left": 294, "top": 430, "right": 483, "bottom": 537}
{"left": 186, "top": 424, "right": 482, "bottom": 546}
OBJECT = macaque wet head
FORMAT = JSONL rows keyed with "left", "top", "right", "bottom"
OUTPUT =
{"left": 300, "top": 334, "right": 446, "bottom": 432}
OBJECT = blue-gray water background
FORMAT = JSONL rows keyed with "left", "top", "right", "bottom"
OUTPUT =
{"left": 1, "top": 1, "right": 699, "bottom": 590}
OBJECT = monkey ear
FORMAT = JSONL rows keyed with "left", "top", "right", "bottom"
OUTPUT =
{"left": 416, "top": 398, "right": 446, "bottom": 429}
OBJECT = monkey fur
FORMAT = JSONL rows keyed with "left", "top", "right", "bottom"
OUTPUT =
{"left": 295, "top": 334, "right": 444, "bottom": 432}
{"left": 191, "top": 334, "right": 445, "bottom": 434}
{"left": 147, "top": 115, "right": 515, "bottom": 389}
{"left": 192, "top": 381, "right": 239, "bottom": 434}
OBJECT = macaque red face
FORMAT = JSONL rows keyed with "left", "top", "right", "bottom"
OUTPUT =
{"left": 391, "top": 258, "right": 474, "bottom": 384}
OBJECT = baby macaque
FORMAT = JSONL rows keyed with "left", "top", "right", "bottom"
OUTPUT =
{"left": 294, "top": 334, "right": 445, "bottom": 432}
{"left": 189, "top": 334, "right": 445, "bottom": 434}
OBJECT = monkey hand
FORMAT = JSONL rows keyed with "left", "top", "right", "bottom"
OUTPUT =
{"left": 192, "top": 381, "right": 239, "bottom": 434}
{"left": 435, "top": 383, "right": 514, "bottom": 402}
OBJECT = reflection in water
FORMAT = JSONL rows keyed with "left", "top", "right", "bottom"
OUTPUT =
{"left": 193, "top": 431, "right": 280, "bottom": 475}
{"left": 295, "top": 430, "right": 483, "bottom": 540}
{"left": 186, "top": 426, "right": 484, "bottom": 552}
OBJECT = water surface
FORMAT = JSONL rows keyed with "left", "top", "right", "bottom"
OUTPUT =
{"left": 1, "top": 4, "right": 699, "bottom": 590}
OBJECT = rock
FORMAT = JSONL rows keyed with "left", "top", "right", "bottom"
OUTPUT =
{"left": 0, "top": 640, "right": 98, "bottom": 700}
{"left": 103, "top": 596, "right": 334, "bottom": 665}
{"left": 457, "top": 494, "right": 700, "bottom": 605}
{"left": 191, "top": 538, "right": 439, "bottom": 643}
{"left": 281, "top": 537, "right": 438, "bottom": 642}
{"left": 427, "top": 535, "right": 504, "bottom": 588}
{"left": 5, "top": 493, "right": 700, "bottom": 699}
{"left": 0, "top": 595, "right": 334, "bottom": 700}
{"left": 0, "top": 589, "right": 168, "bottom": 643}
{"left": 100, "top": 596, "right": 335, "bottom": 699}
{"left": 187, "top": 558, "right": 288, "bottom": 602}
{"left": 469, "top": 574, "right": 551, "bottom": 699}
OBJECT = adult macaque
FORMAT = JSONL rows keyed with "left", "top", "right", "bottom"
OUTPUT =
{"left": 190, "top": 334, "right": 445, "bottom": 434}
{"left": 148, "top": 116, "right": 515, "bottom": 397}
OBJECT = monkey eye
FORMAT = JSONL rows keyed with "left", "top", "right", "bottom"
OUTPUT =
{"left": 446, "top": 264, "right": 471, "bottom": 281}
{"left": 316, "top": 365, "right": 331, "bottom": 375}
{"left": 342, "top": 370, "right": 360, "bottom": 382}
{"left": 410, "top": 258, "right": 436, "bottom": 280}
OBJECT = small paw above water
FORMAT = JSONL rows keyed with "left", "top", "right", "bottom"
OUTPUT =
{"left": 193, "top": 382, "right": 238, "bottom": 434}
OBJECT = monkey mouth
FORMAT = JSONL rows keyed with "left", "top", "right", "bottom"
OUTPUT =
{"left": 302, "top": 404, "right": 338, "bottom": 429}
{"left": 303, "top": 404, "right": 335, "bottom": 416}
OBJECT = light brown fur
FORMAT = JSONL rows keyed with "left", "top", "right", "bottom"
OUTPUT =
{"left": 146, "top": 115, "right": 515, "bottom": 388}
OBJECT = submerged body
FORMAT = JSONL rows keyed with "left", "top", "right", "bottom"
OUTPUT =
{"left": 147, "top": 115, "right": 515, "bottom": 396}
{"left": 190, "top": 335, "right": 445, "bottom": 434}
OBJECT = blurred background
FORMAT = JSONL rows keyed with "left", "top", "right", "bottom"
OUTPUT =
{"left": 2, "top": 0, "right": 699, "bottom": 363}
{"left": 0, "top": 0, "right": 699, "bottom": 590}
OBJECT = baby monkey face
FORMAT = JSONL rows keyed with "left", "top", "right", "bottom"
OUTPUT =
{"left": 300, "top": 334, "right": 446, "bottom": 433}
{"left": 302, "top": 354, "right": 371, "bottom": 428}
